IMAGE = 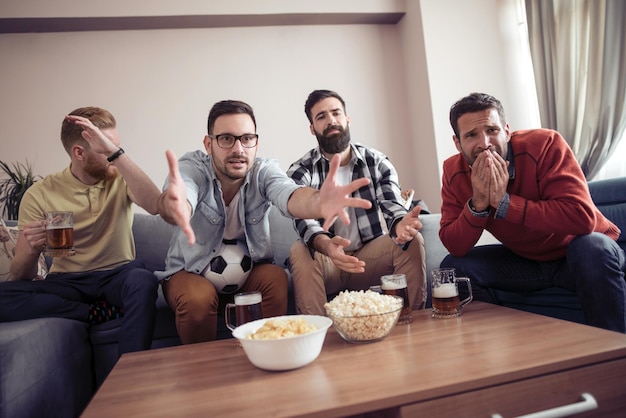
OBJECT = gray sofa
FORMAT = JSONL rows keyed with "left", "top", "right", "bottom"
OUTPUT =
{"left": 1, "top": 176, "right": 624, "bottom": 418}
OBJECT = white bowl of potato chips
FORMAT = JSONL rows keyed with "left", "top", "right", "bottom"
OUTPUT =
{"left": 232, "top": 315, "right": 332, "bottom": 371}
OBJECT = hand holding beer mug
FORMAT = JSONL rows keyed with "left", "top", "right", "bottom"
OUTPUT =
{"left": 381, "top": 274, "right": 412, "bottom": 324}
{"left": 226, "top": 291, "right": 263, "bottom": 332}
{"left": 431, "top": 268, "right": 472, "bottom": 318}
{"left": 44, "top": 211, "right": 75, "bottom": 257}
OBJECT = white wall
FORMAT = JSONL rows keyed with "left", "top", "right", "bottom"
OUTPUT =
{"left": 0, "top": 0, "right": 537, "bottom": 214}
{"left": 0, "top": 24, "right": 407, "bottom": 191}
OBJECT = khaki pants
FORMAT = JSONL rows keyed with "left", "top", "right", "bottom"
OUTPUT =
{"left": 162, "top": 263, "right": 288, "bottom": 344}
{"left": 289, "top": 233, "right": 426, "bottom": 316}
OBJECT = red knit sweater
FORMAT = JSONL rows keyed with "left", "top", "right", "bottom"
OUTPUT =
{"left": 440, "top": 129, "right": 620, "bottom": 261}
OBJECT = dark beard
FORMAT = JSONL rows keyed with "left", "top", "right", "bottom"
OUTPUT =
{"left": 315, "top": 125, "right": 351, "bottom": 154}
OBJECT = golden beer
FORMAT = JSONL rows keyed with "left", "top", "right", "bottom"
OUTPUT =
{"left": 432, "top": 283, "right": 461, "bottom": 318}
{"left": 381, "top": 274, "right": 412, "bottom": 324}
{"left": 44, "top": 211, "right": 75, "bottom": 257}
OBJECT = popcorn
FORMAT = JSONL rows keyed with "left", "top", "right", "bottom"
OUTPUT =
{"left": 324, "top": 290, "right": 403, "bottom": 342}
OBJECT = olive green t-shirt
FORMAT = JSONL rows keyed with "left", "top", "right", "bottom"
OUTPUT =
{"left": 18, "top": 167, "right": 134, "bottom": 274}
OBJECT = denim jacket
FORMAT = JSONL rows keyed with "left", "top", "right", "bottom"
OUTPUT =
{"left": 156, "top": 151, "right": 301, "bottom": 281}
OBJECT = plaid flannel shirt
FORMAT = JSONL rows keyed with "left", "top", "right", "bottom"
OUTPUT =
{"left": 286, "top": 143, "right": 408, "bottom": 250}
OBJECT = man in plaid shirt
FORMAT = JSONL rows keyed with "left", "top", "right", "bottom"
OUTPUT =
{"left": 288, "top": 89, "right": 426, "bottom": 315}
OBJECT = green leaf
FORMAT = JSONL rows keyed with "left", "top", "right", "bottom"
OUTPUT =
{"left": 0, "top": 159, "right": 42, "bottom": 220}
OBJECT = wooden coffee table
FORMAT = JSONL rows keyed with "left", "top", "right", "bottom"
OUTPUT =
{"left": 82, "top": 302, "right": 626, "bottom": 417}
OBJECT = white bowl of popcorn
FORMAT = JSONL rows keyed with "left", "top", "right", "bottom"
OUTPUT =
{"left": 325, "top": 291, "right": 403, "bottom": 343}
{"left": 232, "top": 315, "right": 332, "bottom": 371}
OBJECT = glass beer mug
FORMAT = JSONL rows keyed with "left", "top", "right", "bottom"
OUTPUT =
{"left": 430, "top": 268, "right": 472, "bottom": 318}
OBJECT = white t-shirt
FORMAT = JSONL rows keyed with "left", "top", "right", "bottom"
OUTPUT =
{"left": 333, "top": 164, "right": 362, "bottom": 251}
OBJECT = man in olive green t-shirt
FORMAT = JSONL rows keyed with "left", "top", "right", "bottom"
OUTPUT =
{"left": 0, "top": 106, "right": 161, "bottom": 356}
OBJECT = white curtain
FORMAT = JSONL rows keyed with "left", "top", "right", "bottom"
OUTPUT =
{"left": 525, "top": 0, "right": 626, "bottom": 179}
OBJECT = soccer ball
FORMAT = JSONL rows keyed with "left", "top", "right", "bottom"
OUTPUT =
{"left": 205, "top": 240, "right": 253, "bottom": 294}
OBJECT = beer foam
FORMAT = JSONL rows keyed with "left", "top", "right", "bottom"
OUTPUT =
{"left": 433, "top": 283, "right": 457, "bottom": 298}
{"left": 381, "top": 281, "right": 404, "bottom": 291}
{"left": 235, "top": 292, "right": 262, "bottom": 305}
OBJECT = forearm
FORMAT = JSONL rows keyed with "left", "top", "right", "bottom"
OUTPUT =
{"left": 506, "top": 192, "right": 596, "bottom": 235}
{"left": 440, "top": 179, "right": 486, "bottom": 256}
{"left": 112, "top": 153, "right": 161, "bottom": 214}
{"left": 157, "top": 191, "right": 176, "bottom": 225}
{"left": 311, "top": 233, "right": 332, "bottom": 256}
{"left": 287, "top": 187, "right": 321, "bottom": 219}
{"left": 10, "top": 237, "right": 41, "bottom": 280}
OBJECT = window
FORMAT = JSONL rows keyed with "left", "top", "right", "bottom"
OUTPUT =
{"left": 592, "top": 130, "right": 626, "bottom": 180}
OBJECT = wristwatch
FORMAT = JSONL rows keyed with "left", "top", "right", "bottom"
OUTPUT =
{"left": 468, "top": 199, "right": 490, "bottom": 215}
{"left": 107, "top": 148, "right": 125, "bottom": 163}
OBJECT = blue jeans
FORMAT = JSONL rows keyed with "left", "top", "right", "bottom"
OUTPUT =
{"left": 441, "top": 233, "right": 626, "bottom": 333}
{"left": 0, "top": 260, "right": 159, "bottom": 354}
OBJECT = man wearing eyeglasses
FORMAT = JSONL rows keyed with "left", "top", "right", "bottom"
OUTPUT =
{"left": 287, "top": 90, "right": 427, "bottom": 316}
{"left": 155, "top": 100, "right": 372, "bottom": 344}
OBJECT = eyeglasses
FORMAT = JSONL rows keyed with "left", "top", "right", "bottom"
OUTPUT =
{"left": 209, "top": 134, "right": 259, "bottom": 149}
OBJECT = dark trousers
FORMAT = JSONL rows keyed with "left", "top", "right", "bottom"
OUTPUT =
{"left": 0, "top": 260, "right": 159, "bottom": 354}
{"left": 441, "top": 233, "right": 626, "bottom": 333}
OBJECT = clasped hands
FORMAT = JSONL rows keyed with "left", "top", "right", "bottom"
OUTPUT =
{"left": 470, "top": 148, "right": 509, "bottom": 212}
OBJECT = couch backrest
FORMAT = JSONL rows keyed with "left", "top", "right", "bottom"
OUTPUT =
{"left": 132, "top": 213, "right": 177, "bottom": 273}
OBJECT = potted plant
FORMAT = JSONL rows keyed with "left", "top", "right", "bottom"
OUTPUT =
{"left": 0, "top": 160, "right": 42, "bottom": 220}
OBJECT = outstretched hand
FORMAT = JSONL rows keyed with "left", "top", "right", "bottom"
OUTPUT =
{"left": 325, "top": 235, "right": 366, "bottom": 273}
{"left": 319, "top": 154, "right": 372, "bottom": 231}
{"left": 160, "top": 150, "right": 196, "bottom": 245}
{"left": 392, "top": 205, "right": 422, "bottom": 245}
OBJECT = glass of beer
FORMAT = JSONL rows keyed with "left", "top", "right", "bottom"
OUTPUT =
{"left": 380, "top": 274, "right": 412, "bottom": 324}
{"left": 225, "top": 291, "right": 263, "bottom": 332}
{"left": 44, "top": 211, "right": 75, "bottom": 257}
{"left": 430, "top": 268, "right": 472, "bottom": 318}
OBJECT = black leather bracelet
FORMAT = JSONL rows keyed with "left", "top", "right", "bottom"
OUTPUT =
{"left": 107, "top": 148, "right": 125, "bottom": 163}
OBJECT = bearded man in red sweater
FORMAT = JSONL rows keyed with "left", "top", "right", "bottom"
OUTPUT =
{"left": 439, "top": 92, "right": 625, "bottom": 333}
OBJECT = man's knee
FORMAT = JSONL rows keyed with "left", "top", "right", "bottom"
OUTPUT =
{"left": 440, "top": 254, "right": 459, "bottom": 269}
{"left": 568, "top": 233, "right": 623, "bottom": 266}
{"left": 118, "top": 269, "right": 158, "bottom": 307}
{"left": 165, "top": 273, "right": 219, "bottom": 316}
{"left": 246, "top": 264, "right": 288, "bottom": 295}
{"left": 289, "top": 241, "right": 310, "bottom": 265}
{"left": 130, "top": 269, "right": 159, "bottom": 291}
{"left": 401, "top": 233, "right": 425, "bottom": 256}
{"left": 181, "top": 288, "right": 219, "bottom": 316}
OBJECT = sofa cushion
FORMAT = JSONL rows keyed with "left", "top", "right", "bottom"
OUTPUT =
{"left": 268, "top": 206, "right": 299, "bottom": 269}
{"left": 0, "top": 318, "right": 94, "bottom": 418}
{"left": 418, "top": 213, "right": 447, "bottom": 307}
{"left": 493, "top": 287, "right": 585, "bottom": 323}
